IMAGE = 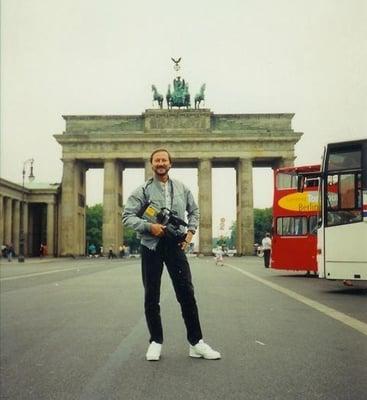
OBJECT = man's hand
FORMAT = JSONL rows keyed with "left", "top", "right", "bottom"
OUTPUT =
{"left": 150, "top": 224, "right": 166, "bottom": 237}
{"left": 179, "top": 231, "right": 194, "bottom": 251}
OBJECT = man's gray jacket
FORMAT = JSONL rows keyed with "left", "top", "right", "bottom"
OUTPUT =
{"left": 122, "top": 177, "right": 199, "bottom": 250}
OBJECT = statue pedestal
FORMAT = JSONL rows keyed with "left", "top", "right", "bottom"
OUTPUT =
{"left": 144, "top": 109, "right": 212, "bottom": 132}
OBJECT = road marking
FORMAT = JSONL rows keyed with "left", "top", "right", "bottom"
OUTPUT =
{"left": 0, "top": 262, "right": 135, "bottom": 282}
{"left": 0, "top": 267, "right": 83, "bottom": 281}
{"left": 226, "top": 263, "right": 367, "bottom": 337}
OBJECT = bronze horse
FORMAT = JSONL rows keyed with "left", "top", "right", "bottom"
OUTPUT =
{"left": 194, "top": 84, "right": 206, "bottom": 109}
{"left": 151, "top": 85, "right": 163, "bottom": 109}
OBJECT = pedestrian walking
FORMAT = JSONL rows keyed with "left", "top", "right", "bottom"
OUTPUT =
{"left": 88, "top": 243, "right": 96, "bottom": 258}
{"left": 108, "top": 245, "right": 113, "bottom": 259}
{"left": 39, "top": 243, "right": 45, "bottom": 258}
{"left": 1, "top": 244, "right": 6, "bottom": 258}
{"left": 215, "top": 247, "right": 224, "bottom": 266}
{"left": 262, "top": 233, "right": 272, "bottom": 268}
{"left": 6, "top": 244, "right": 14, "bottom": 262}
{"left": 123, "top": 148, "right": 221, "bottom": 361}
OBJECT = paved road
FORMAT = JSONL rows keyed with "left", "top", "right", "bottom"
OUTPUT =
{"left": 1, "top": 256, "right": 366, "bottom": 400}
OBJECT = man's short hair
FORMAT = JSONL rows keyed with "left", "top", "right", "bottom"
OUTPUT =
{"left": 150, "top": 148, "right": 172, "bottom": 163}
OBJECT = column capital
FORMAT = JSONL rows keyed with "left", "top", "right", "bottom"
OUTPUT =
{"left": 199, "top": 157, "right": 212, "bottom": 163}
{"left": 104, "top": 158, "right": 117, "bottom": 164}
{"left": 238, "top": 157, "right": 253, "bottom": 163}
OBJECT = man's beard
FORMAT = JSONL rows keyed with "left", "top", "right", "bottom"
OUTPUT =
{"left": 154, "top": 166, "right": 170, "bottom": 175}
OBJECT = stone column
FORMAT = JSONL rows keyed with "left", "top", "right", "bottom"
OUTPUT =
{"left": 4, "top": 198, "right": 12, "bottom": 245}
{"left": 23, "top": 202, "right": 29, "bottom": 256}
{"left": 145, "top": 160, "right": 153, "bottom": 181}
{"left": 198, "top": 159, "right": 212, "bottom": 255}
{"left": 12, "top": 200, "right": 20, "bottom": 255}
{"left": 77, "top": 165, "right": 87, "bottom": 255}
{"left": 47, "top": 202, "right": 55, "bottom": 256}
{"left": 59, "top": 160, "right": 85, "bottom": 256}
{"left": 236, "top": 158, "right": 254, "bottom": 255}
{"left": 0, "top": 195, "right": 4, "bottom": 246}
{"left": 103, "top": 159, "right": 123, "bottom": 255}
{"left": 60, "top": 159, "right": 77, "bottom": 256}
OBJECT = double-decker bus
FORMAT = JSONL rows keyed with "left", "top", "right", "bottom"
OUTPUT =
{"left": 271, "top": 164, "right": 320, "bottom": 272}
{"left": 310, "top": 139, "right": 367, "bottom": 284}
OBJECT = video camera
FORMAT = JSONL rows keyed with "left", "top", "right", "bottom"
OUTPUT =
{"left": 139, "top": 202, "right": 188, "bottom": 242}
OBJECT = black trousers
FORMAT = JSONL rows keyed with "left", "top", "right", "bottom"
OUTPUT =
{"left": 141, "top": 238, "right": 203, "bottom": 346}
{"left": 264, "top": 249, "right": 271, "bottom": 268}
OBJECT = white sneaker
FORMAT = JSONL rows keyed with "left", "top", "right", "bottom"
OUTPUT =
{"left": 146, "top": 341, "right": 162, "bottom": 361}
{"left": 189, "top": 339, "right": 221, "bottom": 360}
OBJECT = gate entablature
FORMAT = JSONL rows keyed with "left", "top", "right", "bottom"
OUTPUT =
{"left": 56, "top": 110, "right": 301, "bottom": 163}
{"left": 60, "top": 109, "right": 297, "bottom": 135}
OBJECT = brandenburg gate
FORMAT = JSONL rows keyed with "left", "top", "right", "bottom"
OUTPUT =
{"left": 55, "top": 109, "right": 302, "bottom": 256}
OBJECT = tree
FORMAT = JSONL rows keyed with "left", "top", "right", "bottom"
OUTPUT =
{"left": 123, "top": 226, "right": 140, "bottom": 253}
{"left": 229, "top": 221, "right": 236, "bottom": 248}
{"left": 254, "top": 208, "right": 272, "bottom": 244}
{"left": 86, "top": 204, "right": 103, "bottom": 249}
{"left": 228, "top": 207, "right": 273, "bottom": 247}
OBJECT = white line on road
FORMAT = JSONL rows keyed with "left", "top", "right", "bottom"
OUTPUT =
{"left": 0, "top": 267, "right": 83, "bottom": 281}
{"left": 226, "top": 263, "right": 367, "bottom": 337}
{"left": 0, "top": 262, "right": 135, "bottom": 282}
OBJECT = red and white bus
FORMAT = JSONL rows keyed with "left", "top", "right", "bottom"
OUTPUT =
{"left": 271, "top": 164, "right": 320, "bottom": 272}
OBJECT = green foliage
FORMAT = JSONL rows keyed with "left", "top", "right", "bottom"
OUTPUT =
{"left": 123, "top": 226, "right": 140, "bottom": 252}
{"left": 212, "top": 236, "right": 231, "bottom": 249}
{"left": 86, "top": 203, "right": 141, "bottom": 253}
{"left": 229, "top": 221, "right": 236, "bottom": 248}
{"left": 254, "top": 208, "right": 272, "bottom": 244}
{"left": 86, "top": 204, "right": 103, "bottom": 248}
{"left": 228, "top": 208, "right": 273, "bottom": 246}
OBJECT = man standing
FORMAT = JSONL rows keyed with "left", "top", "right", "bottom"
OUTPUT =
{"left": 262, "top": 232, "right": 272, "bottom": 268}
{"left": 122, "top": 149, "right": 221, "bottom": 361}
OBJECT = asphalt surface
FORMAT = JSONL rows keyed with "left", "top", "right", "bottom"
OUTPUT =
{"left": 0, "top": 256, "right": 366, "bottom": 400}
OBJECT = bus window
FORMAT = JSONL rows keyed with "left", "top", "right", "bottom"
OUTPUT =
{"left": 276, "top": 173, "right": 297, "bottom": 189}
{"left": 340, "top": 174, "right": 356, "bottom": 209}
{"left": 309, "top": 215, "right": 318, "bottom": 234}
{"left": 326, "top": 172, "right": 362, "bottom": 226}
{"left": 277, "top": 217, "right": 308, "bottom": 236}
{"left": 328, "top": 149, "right": 361, "bottom": 171}
{"left": 327, "top": 175, "right": 339, "bottom": 209}
{"left": 305, "top": 177, "right": 319, "bottom": 188}
{"left": 357, "top": 174, "right": 362, "bottom": 208}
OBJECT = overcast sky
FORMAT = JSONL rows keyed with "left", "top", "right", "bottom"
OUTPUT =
{"left": 1, "top": 0, "right": 366, "bottom": 236}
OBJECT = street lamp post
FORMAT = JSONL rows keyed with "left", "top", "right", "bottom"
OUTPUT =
{"left": 18, "top": 158, "right": 35, "bottom": 262}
